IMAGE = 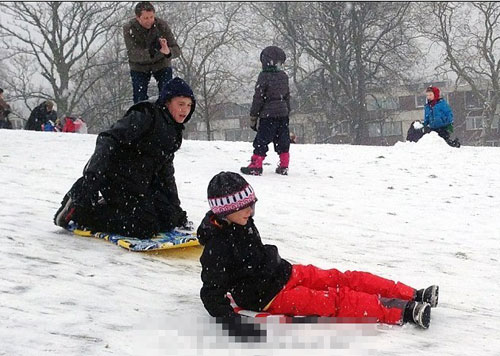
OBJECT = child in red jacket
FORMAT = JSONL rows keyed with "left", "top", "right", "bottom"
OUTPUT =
{"left": 198, "top": 172, "right": 438, "bottom": 328}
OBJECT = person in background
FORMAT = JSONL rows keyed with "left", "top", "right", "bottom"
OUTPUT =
{"left": 0, "top": 88, "right": 13, "bottom": 129}
{"left": 422, "top": 86, "right": 460, "bottom": 147}
{"left": 25, "top": 100, "right": 57, "bottom": 131}
{"left": 123, "top": 1, "right": 181, "bottom": 103}
{"left": 74, "top": 117, "right": 88, "bottom": 134}
{"left": 241, "top": 46, "right": 291, "bottom": 176}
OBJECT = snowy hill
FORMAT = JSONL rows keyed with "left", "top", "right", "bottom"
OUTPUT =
{"left": 1, "top": 129, "right": 499, "bottom": 355}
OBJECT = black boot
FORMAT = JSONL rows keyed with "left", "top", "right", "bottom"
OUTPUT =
{"left": 240, "top": 166, "right": 263, "bottom": 176}
{"left": 447, "top": 138, "right": 461, "bottom": 148}
{"left": 415, "top": 285, "right": 439, "bottom": 307}
{"left": 54, "top": 194, "right": 77, "bottom": 229}
{"left": 403, "top": 301, "right": 431, "bottom": 329}
{"left": 275, "top": 166, "right": 288, "bottom": 175}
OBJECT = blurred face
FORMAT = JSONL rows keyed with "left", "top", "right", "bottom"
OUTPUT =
{"left": 426, "top": 91, "right": 435, "bottom": 101}
{"left": 166, "top": 96, "right": 193, "bottom": 123}
{"left": 136, "top": 10, "right": 155, "bottom": 29}
{"left": 226, "top": 205, "right": 254, "bottom": 226}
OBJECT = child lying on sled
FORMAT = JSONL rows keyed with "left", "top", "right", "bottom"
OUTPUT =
{"left": 197, "top": 172, "right": 438, "bottom": 328}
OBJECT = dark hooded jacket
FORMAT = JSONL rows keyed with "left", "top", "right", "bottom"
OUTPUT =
{"left": 123, "top": 17, "right": 181, "bottom": 73}
{"left": 198, "top": 211, "right": 292, "bottom": 317}
{"left": 76, "top": 78, "right": 196, "bottom": 212}
{"left": 25, "top": 102, "right": 57, "bottom": 131}
{"left": 249, "top": 46, "right": 290, "bottom": 119}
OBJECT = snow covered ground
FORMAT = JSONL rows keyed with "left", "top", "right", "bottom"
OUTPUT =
{"left": 0, "top": 129, "right": 499, "bottom": 355}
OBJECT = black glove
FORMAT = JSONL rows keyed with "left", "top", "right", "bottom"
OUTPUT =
{"left": 175, "top": 209, "right": 193, "bottom": 230}
{"left": 423, "top": 125, "right": 432, "bottom": 134}
{"left": 216, "top": 316, "right": 266, "bottom": 343}
{"left": 250, "top": 117, "right": 258, "bottom": 132}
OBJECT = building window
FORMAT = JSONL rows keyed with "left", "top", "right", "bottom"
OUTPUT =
{"left": 465, "top": 91, "right": 486, "bottom": 109}
{"left": 415, "top": 95, "right": 427, "bottom": 108}
{"left": 225, "top": 129, "right": 254, "bottom": 142}
{"left": 333, "top": 120, "right": 350, "bottom": 135}
{"left": 368, "top": 122, "right": 382, "bottom": 137}
{"left": 367, "top": 96, "right": 399, "bottom": 111}
{"left": 486, "top": 140, "right": 500, "bottom": 147}
{"left": 368, "top": 121, "right": 402, "bottom": 137}
{"left": 382, "top": 121, "right": 402, "bottom": 136}
{"left": 315, "top": 122, "right": 333, "bottom": 141}
{"left": 224, "top": 105, "right": 246, "bottom": 118}
{"left": 492, "top": 119, "right": 499, "bottom": 129}
{"left": 466, "top": 116, "right": 484, "bottom": 130}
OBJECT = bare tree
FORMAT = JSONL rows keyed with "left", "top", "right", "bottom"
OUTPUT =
{"left": 255, "top": 2, "right": 420, "bottom": 144}
{"left": 420, "top": 2, "right": 500, "bottom": 145}
{"left": 76, "top": 27, "right": 132, "bottom": 133}
{"left": 0, "top": 2, "right": 124, "bottom": 117}
{"left": 157, "top": 2, "right": 252, "bottom": 140}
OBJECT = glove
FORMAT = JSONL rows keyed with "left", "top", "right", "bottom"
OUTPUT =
{"left": 216, "top": 316, "right": 266, "bottom": 343}
{"left": 423, "top": 125, "right": 432, "bottom": 134}
{"left": 250, "top": 117, "right": 258, "bottom": 132}
{"left": 177, "top": 210, "right": 194, "bottom": 231}
{"left": 172, "top": 208, "right": 194, "bottom": 231}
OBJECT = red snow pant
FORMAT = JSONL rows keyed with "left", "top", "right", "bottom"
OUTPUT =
{"left": 266, "top": 264, "right": 416, "bottom": 325}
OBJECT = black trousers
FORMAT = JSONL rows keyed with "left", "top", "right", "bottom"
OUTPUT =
{"left": 67, "top": 177, "right": 185, "bottom": 238}
{"left": 253, "top": 117, "right": 290, "bottom": 156}
{"left": 130, "top": 67, "right": 173, "bottom": 103}
{"left": 406, "top": 122, "right": 452, "bottom": 143}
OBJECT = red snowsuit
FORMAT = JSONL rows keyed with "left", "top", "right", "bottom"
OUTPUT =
{"left": 62, "top": 117, "right": 76, "bottom": 133}
{"left": 266, "top": 264, "right": 415, "bottom": 324}
{"left": 198, "top": 213, "right": 416, "bottom": 324}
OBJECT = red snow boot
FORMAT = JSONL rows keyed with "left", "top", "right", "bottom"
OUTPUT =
{"left": 241, "top": 154, "right": 264, "bottom": 176}
{"left": 275, "top": 152, "right": 289, "bottom": 175}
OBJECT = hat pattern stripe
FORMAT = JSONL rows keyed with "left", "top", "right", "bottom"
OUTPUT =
{"left": 209, "top": 185, "right": 256, "bottom": 215}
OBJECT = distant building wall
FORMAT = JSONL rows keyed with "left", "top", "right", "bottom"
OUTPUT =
{"left": 185, "top": 84, "right": 500, "bottom": 146}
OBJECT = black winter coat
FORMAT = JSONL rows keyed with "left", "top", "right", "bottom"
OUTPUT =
{"left": 249, "top": 46, "right": 290, "bottom": 119}
{"left": 25, "top": 103, "right": 57, "bottom": 131}
{"left": 249, "top": 70, "right": 290, "bottom": 119}
{"left": 79, "top": 102, "right": 186, "bottom": 208}
{"left": 198, "top": 211, "right": 292, "bottom": 317}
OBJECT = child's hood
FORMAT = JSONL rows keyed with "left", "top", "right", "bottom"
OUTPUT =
{"left": 260, "top": 46, "right": 286, "bottom": 69}
{"left": 156, "top": 77, "right": 196, "bottom": 124}
{"left": 197, "top": 211, "right": 224, "bottom": 246}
